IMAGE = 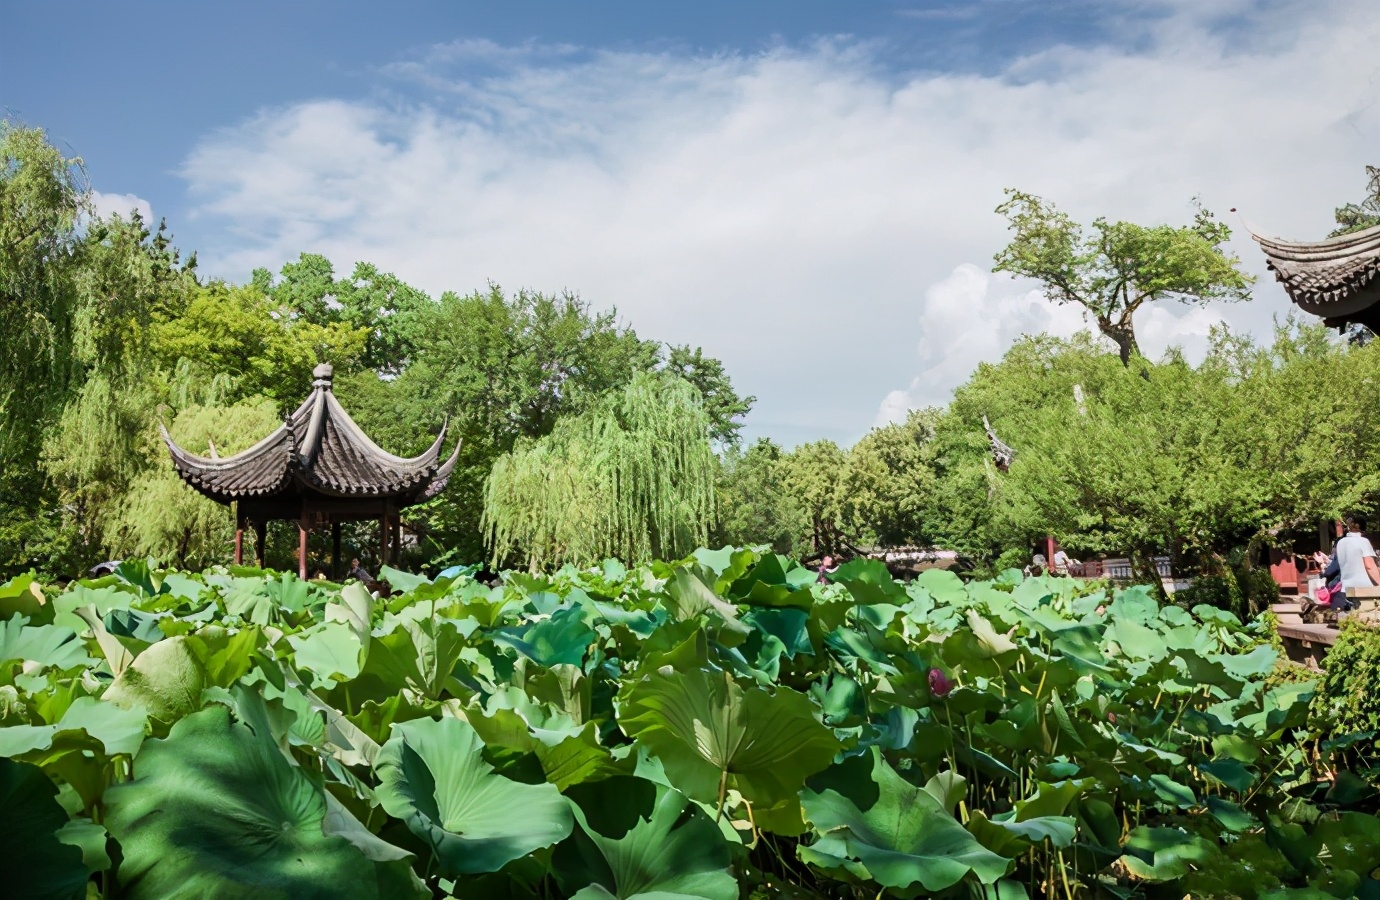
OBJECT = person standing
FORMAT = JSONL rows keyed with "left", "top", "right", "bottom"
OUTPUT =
{"left": 1334, "top": 517, "right": 1380, "bottom": 594}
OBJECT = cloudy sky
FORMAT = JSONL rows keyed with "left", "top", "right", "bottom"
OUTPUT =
{"left": 7, "top": 0, "right": 1379, "bottom": 445}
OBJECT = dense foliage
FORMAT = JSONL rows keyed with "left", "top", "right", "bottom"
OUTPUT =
{"left": 0, "top": 123, "right": 749, "bottom": 577}
{"left": 721, "top": 321, "right": 1380, "bottom": 604}
{"left": 3, "top": 550, "right": 1373, "bottom": 898}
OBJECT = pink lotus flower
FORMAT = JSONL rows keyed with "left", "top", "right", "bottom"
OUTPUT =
{"left": 929, "top": 668, "right": 953, "bottom": 698}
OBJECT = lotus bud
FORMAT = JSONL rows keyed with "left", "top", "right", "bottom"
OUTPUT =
{"left": 929, "top": 668, "right": 953, "bottom": 698}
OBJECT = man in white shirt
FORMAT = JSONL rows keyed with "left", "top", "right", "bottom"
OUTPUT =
{"left": 1334, "top": 518, "right": 1380, "bottom": 591}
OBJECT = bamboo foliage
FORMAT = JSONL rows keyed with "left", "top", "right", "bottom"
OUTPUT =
{"left": 483, "top": 373, "right": 715, "bottom": 570}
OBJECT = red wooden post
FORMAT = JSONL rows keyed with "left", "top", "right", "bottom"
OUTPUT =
{"left": 1046, "top": 535, "right": 1056, "bottom": 571}
{"left": 298, "top": 519, "right": 309, "bottom": 581}
{"left": 234, "top": 527, "right": 243, "bottom": 565}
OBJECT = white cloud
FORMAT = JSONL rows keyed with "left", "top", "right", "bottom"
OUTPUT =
{"left": 90, "top": 190, "right": 153, "bottom": 224}
{"left": 178, "top": 0, "right": 1380, "bottom": 447}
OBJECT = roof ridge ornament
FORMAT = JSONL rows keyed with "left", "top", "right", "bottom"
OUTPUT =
{"left": 983, "top": 414, "right": 1015, "bottom": 473}
{"left": 312, "top": 362, "right": 334, "bottom": 388}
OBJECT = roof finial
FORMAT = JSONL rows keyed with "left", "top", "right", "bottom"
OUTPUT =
{"left": 313, "top": 362, "right": 334, "bottom": 388}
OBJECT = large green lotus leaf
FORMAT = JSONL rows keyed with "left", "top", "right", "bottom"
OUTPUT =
{"left": 663, "top": 568, "right": 751, "bottom": 635}
{"left": 834, "top": 558, "right": 907, "bottom": 605}
{"left": 375, "top": 715, "right": 573, "bottom": 876}
{"left": 465, "top": 695, "right": 626, "bottom": 790}
{"left": 103, "top": 704, "right": 424, "bottom": 900}
{"left": 222, "top": 577, "right": 280, "bottom": 625}
{"left": 617, "top": 666, "right": 840, "bottom": 807}
{"left": 742, "top": 608, "right": 813, "bottom": 659}
{"left": 289, "top": 621, "right": 365, "bottom": 688}
{"left": 1120, "top": 826, "right": 1215, "bottom": 881}
{"left": 913, "top": 568, "right": 967, "bottom": 606}
{"left": 0, "top": 615, "right": 93, "bottom": 671}
{"left": 0, "top": 573, "right": 50, "bottom": 622}
{"left": 492, "top": 606, "right": 596, "bottom": 667}
{"left": 185, "top": 625, "right": 263, "bottom": 688}
{"left": 552, "top": 776, "right": 737, "bottom": 900}
{"left": 326, "top": 582, "right": 374, "bottom": 647}
{"left": 0, "top": 758, "right": 90, "bottom": 900}
{"left": 52, "top": 583, "right": 133, "bottom": 634}
{"left": 379, "top": 566, "right": 430, "bottom": 595}
{"left": 1218, "top": 644, "right": 1279, "bottom": 681}
{"left": 103, "top": 635, "right": 207, "bottom": 726}
{"left": 968, "top": 810, "right": 1076, "bottom": 856}
{"left": 966, "top": 609, "right": 1018, "bottom": 656}
{"left": 1105, "top": 618, "right": 1167, "bottom": 661}
{"left": 0, "top": 696, "right": 146, "bottom": 759}
{"left": 800, "top": 748, "right": 1011, "bottom": 892}
{"left": 348, "top": 617, "right": 466, "bottom": 705}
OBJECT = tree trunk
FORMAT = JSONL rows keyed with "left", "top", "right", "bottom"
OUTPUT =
{"left": 1129, "top": 547, "right": 1168, "bottom": 602}
{"left": 1098, "top": 315, "right": 1141, "bottom": 367}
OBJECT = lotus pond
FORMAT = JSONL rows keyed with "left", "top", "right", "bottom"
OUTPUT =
{"left": 1, "top": 549, "right": 1375, "bottom": 899}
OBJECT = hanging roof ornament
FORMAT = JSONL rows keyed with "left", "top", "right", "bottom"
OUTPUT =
{"left": 982, "top": 414, "right": 1015, "bottom": 473}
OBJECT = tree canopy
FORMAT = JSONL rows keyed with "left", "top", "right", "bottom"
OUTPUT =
{"left": 993, "top": 189, "right": 1253, "bottom": 365}
{"left": 483, "top": 372, "right": 717, "bottom": 569}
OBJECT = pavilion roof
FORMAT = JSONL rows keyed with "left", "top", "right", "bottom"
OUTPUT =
{"left": 1254, "top": 223, "right": 1380, "bottom": 325}
{"left": 162, "top": 363, "right": 459, "bottom": 507}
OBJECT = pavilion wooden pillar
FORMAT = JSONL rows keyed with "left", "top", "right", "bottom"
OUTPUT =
{"left": 379, "top": 513, "right": 388, "bottom": 569}
{"left": 298, "top": 518, "right": 309, "bottom": 581}
{"left": 390, "top": 517, "right": 400, "bottom": 567}
{"left": 331, "top": 521, "right": 342, "bottom": 579}
{"left": 254, "top": 520, "right": 267, "bottom": 567}
{"left": 234, "top": 516, "right": 244, "bottom": 566}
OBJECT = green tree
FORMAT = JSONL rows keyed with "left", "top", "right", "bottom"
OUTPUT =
{"left": 338, "top": 286, "right": 659, "bottom": 565}
{"left": 43, "top": 212, "right": 198, "bottom": 558}
{"left": 103, "top": 398, "right": 283, "bottom": 568}
{"left": 151, "top": 280, "right": 367, "bottom": 406}
{"left": 0, "top": 122, "right": 87, "bottom": 462}
{"left": 1332, "top": 165, "right": 1380, "bottom": 237}
{"left": 483, "top": 373, "right": 716, "bottom": 569}
{"left": 993, "top": 190, "right": 1253, "bottom": 365}
{"left": 714, "top": 438, "right": 804, "bottom": 554}
{"left": 662, "top": 345, "right": 754, "bottom": 446}
{"left": 780, "top": 440, "right": 849, "bottom": 558}
{"left": 0, "top": 123, "right": 88, "bottom": 574}
{"left": 839, "top": 409, "right": 940, "bottom": 548}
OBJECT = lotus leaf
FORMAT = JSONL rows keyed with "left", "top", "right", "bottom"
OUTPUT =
{"left": 617, "top": 666, "right": 840, "bottom": 807}
{"left": 103, "top": 705, "right": 424, "bottom": 900}
{"left": 552, "top": 776, "right": 737, "bottom": 900}
{"left": 800, "top": 748, "right": 1011, "bottom": 892}
{"left": 375, "top": 715, "right": 573, "bottom": 876}
{"left": 0, "top": 758, "right": 90, "bottom": 900}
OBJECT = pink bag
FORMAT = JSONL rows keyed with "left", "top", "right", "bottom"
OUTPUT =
{"left": 1316, "top": 585, "right": 1333, "bottom": 606}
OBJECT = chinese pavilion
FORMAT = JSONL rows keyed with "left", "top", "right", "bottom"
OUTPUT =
{"left": 162, "top": 363, "right": 459, "bottom": 578}
{"left": 1254, "top": 223, "right": 1380, "bottom": 332}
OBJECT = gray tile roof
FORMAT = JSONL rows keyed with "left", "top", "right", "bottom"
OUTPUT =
{"left": 162, "top": 363, "right": 459, "bottom": 506}
{"left": 1255, "top": 223, "right": 1380, "bottom": 306}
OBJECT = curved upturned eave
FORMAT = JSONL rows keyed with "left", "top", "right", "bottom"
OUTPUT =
{"left": 419, "top": 437, "right": 462, "bottom": 501}
{"left": 1254, "top": 223, "right": 1380, "bottom": 309}
{"left": 160, "top": 423, "right": 294, "bottom": 501}
{"left": 320, "top": 393, "right": 445, "bottom": 472}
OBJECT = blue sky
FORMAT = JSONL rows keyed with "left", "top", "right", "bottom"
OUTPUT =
{"left": 7, "top": 1, "right": 1379, "bottom": 445}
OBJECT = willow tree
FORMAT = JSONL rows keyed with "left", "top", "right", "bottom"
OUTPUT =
{"left": 483, "top": 373, "right": 716, "bottom": 569}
